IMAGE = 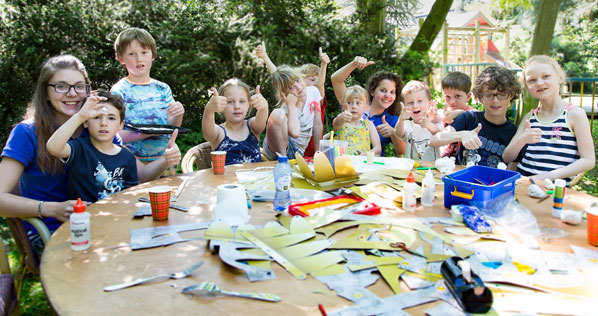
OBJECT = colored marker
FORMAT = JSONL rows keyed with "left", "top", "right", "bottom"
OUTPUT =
{"left": 415, "top": 167, "right": 437, "bottom": 170}
{"left": 318, "top": 304, "right": 327, "bottom": 316}
{"left": 363, "top": 160, "right": 385, "bottom": 165}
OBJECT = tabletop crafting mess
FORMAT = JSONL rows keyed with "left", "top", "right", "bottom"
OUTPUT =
{"left": 46, "top": 153, "right": 598, "bottom": 316}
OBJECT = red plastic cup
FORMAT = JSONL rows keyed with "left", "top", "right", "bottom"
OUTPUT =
{"left": 148, "top": 186, "right": 171, "bottom": 221}
{"left": 587, "top": 209, "right": 598, "bottom": 247}
{"left": 211, "top": 151, "right": 226, "bottom": 175}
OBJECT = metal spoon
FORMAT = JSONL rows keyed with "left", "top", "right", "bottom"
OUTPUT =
{"left": 182, "top": 282, "right": 280, "bottom": 302}
{"left": 103, "top": 261, "right": 203, "bottom": 292}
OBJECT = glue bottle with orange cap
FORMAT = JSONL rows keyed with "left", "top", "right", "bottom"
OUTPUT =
{"left": 70, "top": 198, "right": 90, "bottom": 251}
{"left": 403, "top": 172, "right": 417, "bottom": 212}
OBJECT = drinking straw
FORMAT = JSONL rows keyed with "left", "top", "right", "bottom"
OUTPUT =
{"left": 330, "top": 131, "right": 334, "bottom": 142}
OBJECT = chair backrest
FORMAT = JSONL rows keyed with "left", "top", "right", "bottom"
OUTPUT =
{"left": 0, "top": 239, "right": 18, "bottom": 316}
{"left": 181, "top": 142, "right": 213, "bottom": 173}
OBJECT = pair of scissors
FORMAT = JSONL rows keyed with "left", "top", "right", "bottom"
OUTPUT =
{"left": 390, "top": 242, "right": 426, "bottom": 258}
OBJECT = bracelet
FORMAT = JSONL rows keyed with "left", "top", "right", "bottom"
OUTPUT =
{"left": 38, "top": 201, "right": 45, "bottom": 219}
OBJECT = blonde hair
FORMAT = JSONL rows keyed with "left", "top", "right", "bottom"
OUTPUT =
{"left": 217, "top": 78, "right": 252, "bottom": 119}
{"left": 299, "top": 63, "right": 320, "bottom": 78}
{"left": 343, "top": 85, "right": 368, "bottom": 105}
{"left": 524, "top": 55, "right": 567, "bottom": 86}
{"left": 401, "top": 80, "right": 431, "bottom": 99}
{"left": 114, "top": 27, "right": 157, "bottom": 60}
{"left": 271, "top": 65, "right": 302, "bottom": 103}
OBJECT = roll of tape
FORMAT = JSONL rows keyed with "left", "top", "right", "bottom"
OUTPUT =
{"left": 213, "top": 183, "right": 249, "bottom": 226}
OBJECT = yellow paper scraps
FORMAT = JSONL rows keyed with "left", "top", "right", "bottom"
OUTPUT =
{"left": 295, "top": 251, "right": 346, "bottom": 274}
{"left": 310, "top": 264, "right": 346, "bottom": 276}
{"left": 277, "top": 240, "right": 332, "bottom": 260}
{"left": 334, "top": 155, "right": 357, "bottom": 178}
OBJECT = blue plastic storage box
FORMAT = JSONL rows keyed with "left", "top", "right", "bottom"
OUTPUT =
{"left": 442, "top": 166, "right": 520, "bottom": 209}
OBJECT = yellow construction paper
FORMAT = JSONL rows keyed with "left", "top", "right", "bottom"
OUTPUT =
{"left": 264, "top": 232, "right": 316, "bottom": 249}
{"left": 379, "top": 265, "right": 406, "bottom": 294}
{"left": 289, "top": 215, "right": 315, "bottom": 234}
{"left": 205, "top": 221, "right": 251, "bottom": 243}
{"left": 294, "top": 153, "right": 316, "bottom": 181}
{"left": 316, "top": 220, "right": 373, "bottom": 238}
{"left": 295, "top": 251, "right": 346, "bottom": 274}
{"left": 347, "top": 256, "right": 404, "bottom": 271}
{"left": 309, "top": 264, "right": 346, "bottom": 276}
{"left": 328, "top": 239, "right": 399, "bottom": 251}
{"left": 277, "top": 240, "right": 332, "bottom": 260}
{"left": 313, "top": 152, "right": 336, "bottom": 183}
{"left": 334, "top": 155, "right": 357, "bottom": 178}
{"left": 403, "top": 270, "right": 442, "bottom": 282}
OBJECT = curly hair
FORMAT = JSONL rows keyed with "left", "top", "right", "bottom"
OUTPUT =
{"left": 366, "top": 71, "right": 403, "bottom": 116}
{"left": 472, "top": 66, "right": 521, "bottom": 104}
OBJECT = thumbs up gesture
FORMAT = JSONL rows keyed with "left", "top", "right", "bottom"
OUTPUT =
{"left": 461, "top": 123, "right": 482, "bottom": 149}
{"left": 376, "top": 115, "right": 394, "bottom": 138}
{"left": 163, "top": 128, "right": 181, "bottom": 167}
{"left": 352, "top": 56, "right": 375, "bottom": 70}
{"left": 250, "top": 85, "right": 268, "bottom": 111}
{"left": 206, "top": 87, "right": 227, "bottom": 113}
{"left": 521, "top": 120, "right": 543, "bottom": 144}
{"left": 319, "top": 47, "right": 330, "bottom": 66}
{"left": 337, "top": 109, "right": 353, "bottom": 125}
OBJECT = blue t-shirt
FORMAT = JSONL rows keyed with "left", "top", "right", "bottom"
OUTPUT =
{"left": 450, "top": 111, "right": 519, "bottom": 168}
{"left": 365, "top": 111, "right": 399, "bottom": 156}
{"left": 65, "top": 136, "right": 138, "bottom": 202}
{"left": 1, "top": 121, "right": 123, "bottom": 232}
{"left": 214, "top": 120, "right": 262, "bottom": 165}
{"left": 111, "top": 78, "right": 174, "bottom": 160}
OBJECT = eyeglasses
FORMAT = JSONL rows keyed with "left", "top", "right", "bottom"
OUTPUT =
{"left": 48, "top": 83, "right": 90, "bottom": 95}
{"left": 480, "top": 93, "right": 510, "bottom": 101}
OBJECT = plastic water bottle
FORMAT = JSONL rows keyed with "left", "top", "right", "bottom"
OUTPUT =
{"left": 273, "top": 156, "right": 292, "bottom": 211}
{"left": 70, "top": 198, "right": 90, "bottom": 251}
{"left": 421, "top": 169, "right": 435, "bottom": 207}
{"left": 402, "top": 172, "right": 417, "bottom": 211}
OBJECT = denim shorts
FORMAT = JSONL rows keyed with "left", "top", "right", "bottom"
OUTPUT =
{"left": 263, "top": 135, "right": 303, "bottom": 160}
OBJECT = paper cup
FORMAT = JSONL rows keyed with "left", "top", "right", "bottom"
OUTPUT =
{"left": 587, "top": 209, "right": 598, "bottom": 246}
{"left": 319, "top": 140, "right": 348, "bottom": 169}
{"left": 148, "top": 186, "right": 171, "bottom": 221}
{"left": 211, "top": 151, "right": 226, "bottom": 175}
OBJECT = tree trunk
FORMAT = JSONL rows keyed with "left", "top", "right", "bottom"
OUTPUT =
{"left": 520, "top": 0, "right": 563, "bottom": 123}
{"left": 356, "top": 0, "right": 386, "bottom": 35}
{"left": 408, "top": 0, "right": 454, "bottom": 52}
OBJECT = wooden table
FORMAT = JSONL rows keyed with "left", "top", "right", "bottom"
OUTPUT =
{"left": 40, "top": 162, "right": 598, "bottom": 315}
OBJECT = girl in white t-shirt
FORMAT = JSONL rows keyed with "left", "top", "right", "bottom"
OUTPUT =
{"left": 263, "top": 65, "right": 322, "bottom": 160}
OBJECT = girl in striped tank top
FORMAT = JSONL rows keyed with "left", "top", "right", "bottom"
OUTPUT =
{"left": 503, "top": 55, "right": 595, "bottom": 184}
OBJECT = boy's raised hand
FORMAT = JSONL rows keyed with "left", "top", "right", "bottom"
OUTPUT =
{"left": 377, "top": 115, "right": 394, "bottom": 138}
{"left": 428, "top": 102, "right": 438, "bottom": 123}
{"left": 521, "top": 120, "right": 543, "bottom": 144}
{"left": 250, "top": 85, "right": 268, "bottom": 110}
{"left": 461, "top": 123, "right": 482, "bottom": 149}
{"left": 77, "top": 95, "right": 108, "bottom": 121}
{"left": 167, "top": 101, "right": 185, "bottom": 118}
{"left": 206, "top": 87, "right": 227, "bottom": 113}
{"left": 400, "top": 102, "right": 411, "bottom": 121}
{"left": 256, "top": 42, "right": 267, "bottom": 60}
{"left": 319, "top": 47, "right": 330, "bottom": 66}
{"left": 164, "top": 128, "right": 181, "bottom": 166}
{"left": 352, "top": 56, "right": 374, "bottom": 70}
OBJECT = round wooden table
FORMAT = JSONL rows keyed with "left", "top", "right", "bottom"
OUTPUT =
{"left": 40, "top": 161, "right": 598, "bottom": 315}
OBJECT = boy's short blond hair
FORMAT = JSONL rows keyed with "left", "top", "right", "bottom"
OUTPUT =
{"left": 524, "top": 55, "right": 567, "bottom": 85}
{"left": 343, "top": 85, "right": 367, "bottom": 104}
{"left": 299, "top": 63, "right": 320, "bottom": 78}
{"left": 401, "top": 80, "right": 431, "bottom": 100}
{"left": 114, "top": 27, "right": 157, "bottom": 60}
{"left": 271, "top": 65, "right": 302, "bottom": 103}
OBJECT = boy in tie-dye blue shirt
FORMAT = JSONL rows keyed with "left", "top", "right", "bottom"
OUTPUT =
{"left": 111, "top": 78, "right": 173, "bottom": 161}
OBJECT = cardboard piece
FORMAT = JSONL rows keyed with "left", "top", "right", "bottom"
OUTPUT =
{"left": 292, "top": 152, "right": 359, "bottom": 190}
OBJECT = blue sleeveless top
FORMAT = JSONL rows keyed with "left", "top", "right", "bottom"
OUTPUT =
{"left": 214, "top": 120, "right": 262, "bottom": 165}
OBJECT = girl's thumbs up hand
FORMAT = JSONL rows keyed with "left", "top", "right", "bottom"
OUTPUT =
{"left": 522, "top": 119, "right": 543, "bottom": 144}
{"left": 250, "top": 85, "right": 268, "bottom": 111}
{"left": 206, "top": 87, "right": 227, "bottom": 113}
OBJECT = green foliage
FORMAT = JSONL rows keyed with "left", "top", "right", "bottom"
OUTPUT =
{"left": 0, "top": 0, "right": 433, "bottom": 147}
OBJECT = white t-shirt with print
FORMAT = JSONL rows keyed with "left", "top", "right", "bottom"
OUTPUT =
{"left": 281, "top": 86, "right": 322, "bottom": 151}
{"left": 402, "top": 120, "right": 444, "bottom": 162}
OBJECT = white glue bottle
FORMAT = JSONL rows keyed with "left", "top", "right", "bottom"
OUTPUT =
{"left": 403, "top": 172, "right": 418, "bottom": 211}
{"left": 421, "top": 169, "right": 435, "bottom": 207}
{"left": 70, "top": 198, "right": 90, "bottom": 251}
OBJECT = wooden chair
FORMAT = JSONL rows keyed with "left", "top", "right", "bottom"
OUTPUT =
{"left": 181, "top": 143, "right": 271, "bottom": 174}
{"left": 0, "top": 238, "right": 19, "bottom": 316}
{"left": 181, "top": 142, "right": 213, "bottom": 173}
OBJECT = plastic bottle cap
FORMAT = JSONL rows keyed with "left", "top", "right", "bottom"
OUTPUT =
{"left": 73, "top": 198, "right": 86, "bottom": 213}
{"left": 278, "top": 156, "right": 288, "bottom": 163}
{"left": 407, "top": 172, "right": 415, "bottom": 183}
